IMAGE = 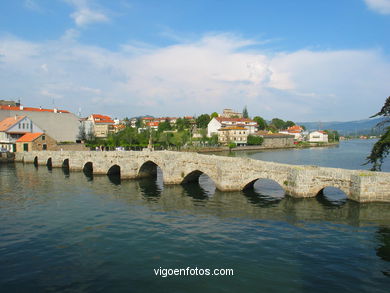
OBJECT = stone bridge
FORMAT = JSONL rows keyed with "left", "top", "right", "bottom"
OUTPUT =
{"left": 14, "top": 150, "right": 390, "bottom": 203}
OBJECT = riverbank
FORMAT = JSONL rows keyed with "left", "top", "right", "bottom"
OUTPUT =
{"left": 192, "top": 142, "right": 339, "bottom": 153}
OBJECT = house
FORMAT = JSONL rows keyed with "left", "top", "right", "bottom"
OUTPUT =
{"left": 0, "top": 116, "right": 43, "bottom": 152}
{"left": 208, "top": 117, "right": 258, "bottom": 137}
{"left": 146, "top": 121, "right": 160, "bottom": 130}
{"left": 0, "top": 104, "right": 80, "bottom": 142}
{"left": 220, "top": 109, "right": 243, "bottom": 118}
{"left": 218, "top": 126, "right": 248, "bottom": 146}
{"left": 87, "top": 114, "right": 115, "bottom": 138}
{"left": 308, "top": 131, "right": 328, "bottom": 143}
{"left": 254, "top": 131, "right": 295, "bottom": 147}
{"left": 279, "top": 125, "right": 304, "bottom": 141}
{"left": 16, "top": 132, "right": 57, "bottom": 152}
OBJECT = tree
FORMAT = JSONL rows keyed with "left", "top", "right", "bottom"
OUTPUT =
{"left": 243, "top": 106, "right": 249, "bottom": 118}
{"left": 324, "top": 130, "right": 339, "bottom": 142}
{"left": 77, "top": 123, "right": 87, "bottom": 141}
{"left": 270, "top": 118, "right": 286, "bottom": 130}
{"left": 366, "top": 96, "right": 390, "bottom": 171}
{"left": 253, "top": 116, "right": 267, "bottom": 130}
{"left": 196, "top": 114, "right": 211, "bottom": 129}
{"left": 247, "top": 135, "right": 264, "bottom": 145}
{"left": 158, "top": 120, "right": 172, "bottom": 132}
{"left": 285, "top": 120, "right": 295, "bottom": 128}
{"left": 211, "top": 112, "right": 219, "bottom": 119}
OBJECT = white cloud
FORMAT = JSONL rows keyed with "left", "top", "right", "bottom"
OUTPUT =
{"left": 364, "top": 0, "right": 390, "bottom": 14}
{"left": 65, "top": 0, "right": 109, "bottom": 26}
{"left": 0, "top": 34, "right": 389, "bottom": 121}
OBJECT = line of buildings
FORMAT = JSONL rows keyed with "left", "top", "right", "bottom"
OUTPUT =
{"left": 0, "top": 100, "right": 329, "bottom": 152}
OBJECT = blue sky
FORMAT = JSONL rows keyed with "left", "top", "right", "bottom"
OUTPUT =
{"left": 0, "top": 0, "right": 390, "bottom": 121}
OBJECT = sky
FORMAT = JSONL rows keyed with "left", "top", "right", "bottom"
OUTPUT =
{"left": 0, "top": 0, "right": 389, "bottom": 121}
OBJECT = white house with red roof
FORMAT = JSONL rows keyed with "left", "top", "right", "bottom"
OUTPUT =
{"left": 207, "top": 117, "right": 258, "bottom": 137}
{"left": 279, "top": 125, "right": 305, "bottom": 141}
{"left": 0, "top": 116, "right": 43, "bottom": 152}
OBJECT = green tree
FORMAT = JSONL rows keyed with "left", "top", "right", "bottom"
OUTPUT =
{"left": 158, "top": 120, "right": 172, "bottom": 132}
{"left": 285, "top": 120, "right": 295, "bottom": 128}
{"left": 366, "top": 96, "right": 390, "bottom": 171}
{"left": 247, "top": 135, "right": 264, "bottom": 145}
{"left": 253, "top": 116, "right": 267, "bottom": 130}
{"left": 324, "top": 130, "right": 340, "bottom": 142}
{"left": 243, "top": 106, "right": 249, "bottom": 118}
{"left": 270, "top": 118, "right": 286, "bottom": 130}
{"left": 210, "top": 112, "right": 219, "bottom": 119}
{"left": 196, "top": 114, "right": 211, "bottom": 129}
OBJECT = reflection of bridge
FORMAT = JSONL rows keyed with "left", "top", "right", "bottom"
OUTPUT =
{"left": 15, "top": 150, "right": 390, "bottom": 203}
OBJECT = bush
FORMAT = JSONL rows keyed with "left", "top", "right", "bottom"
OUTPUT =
{"left": 247, "top": 135, "right": 264, "bottom": 145}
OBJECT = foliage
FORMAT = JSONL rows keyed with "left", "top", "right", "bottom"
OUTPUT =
{"left": 253, "top": 116, "right": 267, "bottom": 130}
{"left": 324, "top": 130, "right": 340, "bottom": 142}
{"left": 77, "top": 123, "right": 87, "bottom": 141}
{"left": 242, "top": 106, "right": 249, "bottom": 118}
{"left": 175, "top": 118, "right": 191, "bottom": 131}
{"left": 158, "top": 120, "right": 172, "bottom": 132}
{"left": 285, "top": 120, "right": 295, "bottom": 128}
{"left": 196, "top": 114, "right": 211, "bottom": 129}
{"left": 366, "top": 96, "right": 390, "bottom": 171}
{"left": 247, "top": 135, "right": 264, "bottom": 145}
{"left": 270, "top": 118, "right": 286, "bottom": 130}
{"left": 210, "top": 112, "right": 219, "bottom": 119}
{"left": 228, "top": 142, "right": 236, "bottom": 149}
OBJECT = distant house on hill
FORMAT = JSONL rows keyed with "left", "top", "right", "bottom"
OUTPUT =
{"left": 0, "top": 104, "right": 79, "bottom": 142}
{"left": 0, "top": 116, "right": 43, "bottom": 152}
{"left": 220, "top": 109, "right": 243, "bottom": 118}
{"left": 16, "top": 132, "right": 57, "bottom": 152}
{"left": 208, "top": 117, "right": 258, "bottom": 137}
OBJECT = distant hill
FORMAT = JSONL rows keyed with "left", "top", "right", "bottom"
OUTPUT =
{"left": 299, "top": 117, "right": 387, "bottom": 136}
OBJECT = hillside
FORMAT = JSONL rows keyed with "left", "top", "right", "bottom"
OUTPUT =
{"left": 299, "top": 117, "right": 386, "bottom": 135}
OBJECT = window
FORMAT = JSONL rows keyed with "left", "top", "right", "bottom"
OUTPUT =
{"left": 42, "top": 135, "right": 45, "bottom": 140}
{"left": 19, "top": 123, "right": 21, "bottom": 129}
{"left": 42, "top": 144, "right": 47, "bottom": 150}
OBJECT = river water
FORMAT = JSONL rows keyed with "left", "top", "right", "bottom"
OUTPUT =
{"left": 0, "top": 140, "right": 389, "bottom": 292}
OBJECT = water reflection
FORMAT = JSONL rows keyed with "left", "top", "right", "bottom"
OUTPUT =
{"left": 316, "top": 187, "right": 348, "bottom": 207}
{"left": 376, "top": 227, "right": 390, "bottom": 277}
{"left": 108, "top": 173, "right": 121, "bottom": 185}
{"left": 138, "top": 177, "right": 162, "bottom": 200}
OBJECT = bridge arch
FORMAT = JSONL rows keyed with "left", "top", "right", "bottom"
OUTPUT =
{"left": 242, "top": 177, "right": 287, "bottom": 199}
{"left": 107, "top": 164, "right": 121, "bottom": 176}
{"left": 138, "top": 160, "right": 162, "bottom": 179}
{"left": 33, "top": 156, "right": 38, "bottom": 167}
{"left": 47, "top": 158, "right": 52, "bottom": 169}
{"left": 83, "top": 162, "right": 93, "bottom": 175}
{"left": 62, "top": 158, "right": 69, "bottom": 169}
{"left": 315, "top": 185, "right": 349, "bottom": 205}
{"left": 181, "top": 169, "right": 217, "bottom": 196}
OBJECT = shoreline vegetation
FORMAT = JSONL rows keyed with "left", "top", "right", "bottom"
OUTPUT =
{"left": 191, "top": 141, "right": 340, "bottom": 153}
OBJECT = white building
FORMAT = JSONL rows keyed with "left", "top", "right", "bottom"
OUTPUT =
{"left": 308, "top": 131, "right": 328, "bottom": 143}
{"left": 0, "top": 116, "right": 43, "bottom": 152}
{"left": 207, "top": 117, "right": 258, "bottom": 137}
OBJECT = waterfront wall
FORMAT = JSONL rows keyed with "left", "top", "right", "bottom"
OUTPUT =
{"left": 14, "top": 150, "right": 390, "bottom": 203}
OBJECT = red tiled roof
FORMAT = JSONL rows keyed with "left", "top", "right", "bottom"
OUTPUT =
{"left": 146, "top": 122, "right": 160, "bottom": 127}
{"left": 0, "top": 116, "right": 26, "bottom": 131}
{"left": 287, "top": 125, "right": 303, "bottom": 132}
{"left": 91, "top": 114, "right": 115, "bottom": 124}
{"left": 16, "top": 132, "right": 44, "bottom": 142}
{"left": 0, "top": 105, "right": 69, "bottom": 113}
